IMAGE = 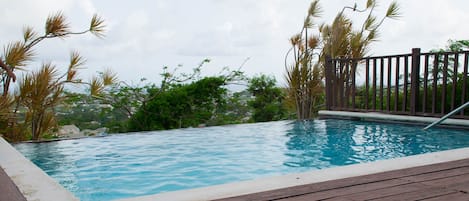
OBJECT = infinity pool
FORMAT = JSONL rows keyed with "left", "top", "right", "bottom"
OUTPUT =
{"left": 14, "top": 119, "right": 469, "bottom": 201}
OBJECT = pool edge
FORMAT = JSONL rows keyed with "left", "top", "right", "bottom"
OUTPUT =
{"left": 0, "top": 137, "right": 78, "bottom": 201}
{"left": 317, "top": 110, "right": 469, "bottom": 128}
{"left": 115, "top": 147, "right": 469, "bottom": 201}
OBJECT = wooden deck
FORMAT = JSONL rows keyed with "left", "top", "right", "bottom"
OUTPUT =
{"left": 0, "top": 166, "right": 26, "bottom": 201}
{"left": 216, "top": 158, "right": 469, "bottom": 201}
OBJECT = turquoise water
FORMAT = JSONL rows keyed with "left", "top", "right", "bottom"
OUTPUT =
{"left": 13, "top": 119, "right": 469, "bottom": 201}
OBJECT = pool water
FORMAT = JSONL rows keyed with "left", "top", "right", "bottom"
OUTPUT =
{"left": 14, "top": 119, "right": 469, "bottom": 201}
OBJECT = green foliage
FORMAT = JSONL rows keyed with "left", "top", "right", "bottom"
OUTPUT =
{"left": 248, "top": 75, "right": 287, "bottom": 122}
{"left": 209, "top": 90, "right": 252, "bottom": 125}
{"left": 432, "top": 40, "right": 469, "bottom": 52}
{"left": 129, "top": 77, "right": 227, "bottom": 131}
{"left": 429, "top": 40, "right": 469, "bottom": 82}
{"left": 57, "top": 92, "right": 124, "bottom": 131}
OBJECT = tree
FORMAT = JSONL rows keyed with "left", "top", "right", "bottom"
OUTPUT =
{"left": 0, "top": 12, "right": 110, "bottom": 141}
{"left": 97, "top": 60, "right": 209, "bottom": 120}
{"left": 129, "top": 76, "right": 228, "bottom": 131}
{"left": 209, "top": 90, "right": 252, "bottom": 125}
{"left": 248, "top": 75, "right": 286, "bottom": 122}
{"left": 285, "top": 0, "right": 400, "bottom": 119}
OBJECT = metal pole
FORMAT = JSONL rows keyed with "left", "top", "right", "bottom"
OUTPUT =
{"left": 423, "top": 101, "right": 469, "bottom": 130}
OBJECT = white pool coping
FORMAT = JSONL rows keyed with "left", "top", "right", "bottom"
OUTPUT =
{"left": 1, "top": 111, "right": 468, "bottom": 201}
{"left": 0, "top": 137, "right": 78, "bottom": 201}
{"left": 318, "top": 110, "right": 469, "bottom": 127}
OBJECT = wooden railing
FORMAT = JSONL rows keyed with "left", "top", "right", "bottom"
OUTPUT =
{"left": 325, "top": 48, "right": 469, "bottom": 119}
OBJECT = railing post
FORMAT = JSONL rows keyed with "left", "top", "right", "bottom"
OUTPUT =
{"left": 410, "top": 48, "right": 421, "bottom": 115}
{"left": 325, "top": 55, "right": 333, "bottom": 110}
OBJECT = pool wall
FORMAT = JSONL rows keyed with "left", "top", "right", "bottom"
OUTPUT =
{"left": 0, "top": 137, "right": 78, "bottom": 201}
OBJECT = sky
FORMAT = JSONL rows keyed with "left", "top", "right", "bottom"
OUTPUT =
{"left": 1, "top": 0, "right": 468, "bottom": 88}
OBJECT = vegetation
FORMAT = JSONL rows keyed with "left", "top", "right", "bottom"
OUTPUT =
{"left": 129, "top": 77, "right": 228, "bottom": 130}
{"left": 285, "top": 0, "right": 400, "bottom": 120}
{"left": 285, "top": 0, "right": 324, "bottom": 120}
{"left": 248, "top": 75, "right": 287, "bottom": 122}
{"left": 0, "top": 12, "right": 115, "bottom": 141}
{"left": 56, "top": 70, "right": 296, "bottom": 133}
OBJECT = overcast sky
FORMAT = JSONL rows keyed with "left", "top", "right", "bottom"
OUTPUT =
{"left": 1, "top": 0, "right": 468, "bottom": 87}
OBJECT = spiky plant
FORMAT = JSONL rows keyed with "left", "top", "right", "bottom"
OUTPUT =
{"left": 18, "top": 64, "right": 63, "bottom": 140}
{"left": 0, "top": 12, "right": 110, "bottom": 141}
{"left": 1, "top": 12, "right": 106, "bottom": 96}
{"left": 285, "top": 0, "right": 324, "bottom": 119}
{"left": 285, "top": 0, "right": 400, "bottom": 119}
{"left": 320, "top": 0, "right": 400, "bottom": 107}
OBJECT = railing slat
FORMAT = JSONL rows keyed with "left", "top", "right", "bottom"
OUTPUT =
{"left": 387, "top": 57, "right": 392, "bottom": 112}
{"left": 441, "top": 54, "right": 449, "bottom": 115}
{"left": 345, "top": 61, "right": 350, "bottom": 108}
{"left": 462, "top": 53, "right": 468, "bottom": 116}
{"left": 380, "top": 58, "right": 385, "bottom": 110}
{"left": 351, "top": 61, "right": 356, "bottom": 109}
{"left": 365, "top": 59, "right": 370, "bottom": 110}
{"left": 410, "top": 48, "right": 421, "bottom": 115}
{"left": 432, "top": 54, "right": 439, "bottom": 114}
{"left": 423, "top": 55, "right": 429, "bottom": 113}
{"left": 394, "top": 56, "right": 400, "bottom": 112}
{"left": 373, "top": 58, "right": 377, "bottom": 110}
{"left": 451, "top": 53, "right": 458, "bottom": 111}
{"left": 403, "top": 56, "right": 409, "bottom": 112}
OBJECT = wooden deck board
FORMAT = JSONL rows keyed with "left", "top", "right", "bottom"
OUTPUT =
{"left": 276, "top": 179, "right": 414, "bottom": 201}
{"left": 334, "top": 183, "right": 432, "bottom": 200}
{"left": 215, "top": 158, "right": 469, "bottom": 201}
{"left": 366, "top": 186, "right": 458, "bottom": 201}
{"left": 0, "top": 167, "right": 27, "bottom": 201}
{"left": 400, "top": 166, "right": 469, "bottom": 182}
{"left": 422, "top": 192, "right": 469, "bottom": 201}
{"left": 421, "top": 172, "right": 469, "bottom": 187}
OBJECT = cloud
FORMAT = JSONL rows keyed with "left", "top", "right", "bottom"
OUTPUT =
{"left": 2, "top": 0, "right": 469, "bottom": 86}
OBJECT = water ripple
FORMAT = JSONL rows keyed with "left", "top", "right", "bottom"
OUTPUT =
{"left": 13, "top": 120, "right": 469, "bottom": 201}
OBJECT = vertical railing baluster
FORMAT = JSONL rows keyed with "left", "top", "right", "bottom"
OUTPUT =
{"left": 365, "top": 59, "right": 370, "bottom": 110}
{"left": 373, "top": 58, "right": 377, "bottom": 110}
{"left": 387, "top": 57, "right": 392, "bottom": 112}
{"left": 325, "top": 56, "right": 333, "bottom": 110}
{"left": 345, "top": 60, "right": 350, "bottom": 109}
{"left": 380, "top": 58, "right": 384, "bottom": 111}
{"left": 441, "top": 54, "right": 449, "bottom": 115}
{"left": 351, "top": 60, "right": 356, "bottom": 110}
{"left": 432, "top": 54, "right": 439, "bottom": 114}
{"left": 423, "top": 55, "right": 429, "bottom": 114}
{"left": 451, "top": 53, "right": 459, "bottom": 111}
{"left": 403, "top": 56, "right": 409, "bottom": 112}
{"left": 462, "top": 53, "right": 468, "bottom": 116}
{"left": 410, "top": 48, "right": 421, "bottom": 115}
{"left": 394, "top": 56, "right": 400, "bottom": 112}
